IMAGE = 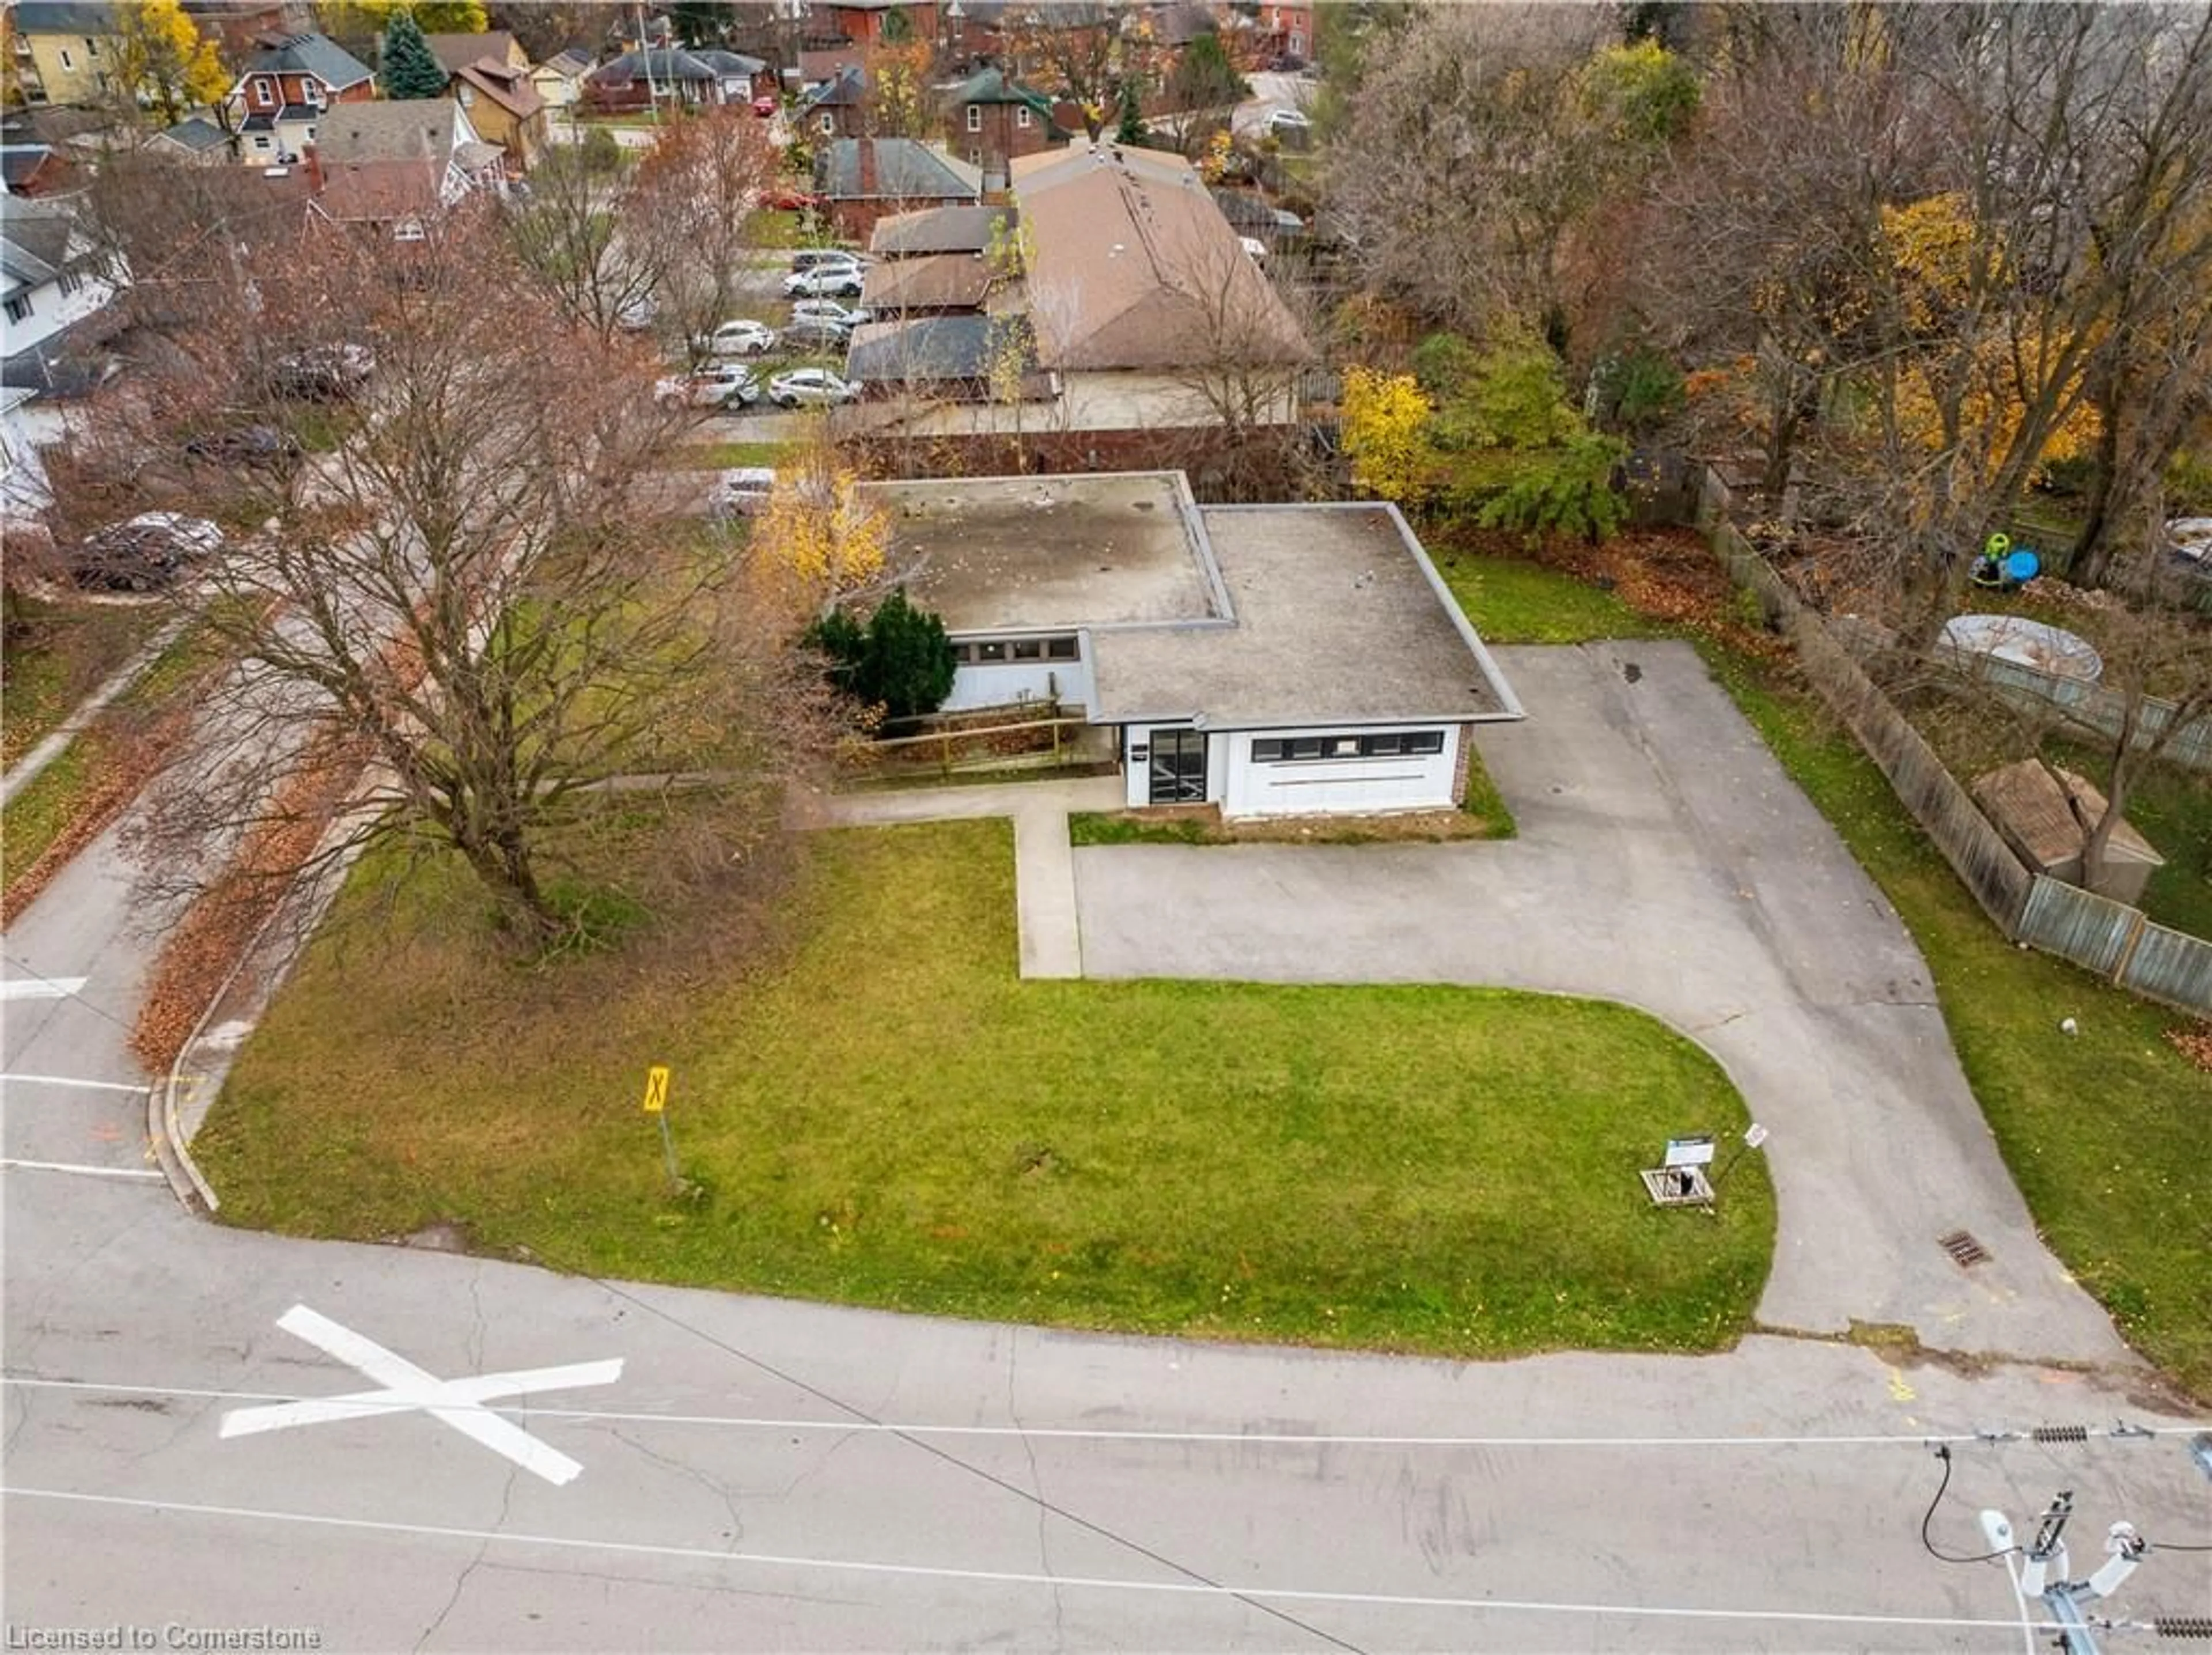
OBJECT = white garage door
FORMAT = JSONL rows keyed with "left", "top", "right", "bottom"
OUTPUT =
{"left": 1222, "top": 726, "right": 1459, "bottom": 817}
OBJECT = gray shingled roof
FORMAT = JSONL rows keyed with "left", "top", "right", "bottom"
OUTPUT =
{"left": 819, "top": 138, "right": 982, "bottom": 203}
{"left": 868, "top": 204, "right": 1015, "bottom": 257}
{"left": 156, "top": 116, "right": 232, "bottom": 153}
{"left": 241, "top": 31, "right": 374, "bottom": 90}
{"left": 317, "top": 101, "right": 467, "bottom": 167}
{"left": 10, "top": 3, "right": 118, "bottom": 33}
{"left": 847, "top": 314, "right": 1029, "bottom": 383}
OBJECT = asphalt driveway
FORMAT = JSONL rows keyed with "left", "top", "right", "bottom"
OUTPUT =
{"left": 1074, "top": 642, "right": 2130, "bottom": 1367}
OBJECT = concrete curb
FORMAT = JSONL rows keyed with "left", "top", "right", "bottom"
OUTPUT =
{"left": 1, "top": 612, "right": 192, "bottom": 807}
{"left": 149, "top": 798, "right": 377, "bottom": 1217}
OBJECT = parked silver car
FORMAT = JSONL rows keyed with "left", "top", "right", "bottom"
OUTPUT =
{"left": 766, "top": 368, "right": 859, "bottom": 408}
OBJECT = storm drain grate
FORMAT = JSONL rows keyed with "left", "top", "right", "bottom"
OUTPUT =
{"left": 1939, "top": 1229, "right": 1992, "bottom": 1268}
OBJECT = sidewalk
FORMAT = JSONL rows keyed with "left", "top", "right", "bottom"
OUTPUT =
{"left": 800, "top": 775, "right": 1123, "bottom": 979}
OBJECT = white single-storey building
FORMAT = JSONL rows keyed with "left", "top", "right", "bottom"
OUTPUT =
{"left": 861, "top": 471, "right": 1524, "bottom": 817}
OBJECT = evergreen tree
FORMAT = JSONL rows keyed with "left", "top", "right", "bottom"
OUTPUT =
{"left": 1113, "top": 75, "right": 1146, "bottom": 146}
{"left": 381, "top": 12, "right": 448, "bottom": 101}
{"left": 805, "top": 591, "right": 956, "bottom": 721}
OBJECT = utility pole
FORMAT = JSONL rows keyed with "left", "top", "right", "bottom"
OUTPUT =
{"left": 1979, "top": 1490, "right": 2150, "bottom": 1655}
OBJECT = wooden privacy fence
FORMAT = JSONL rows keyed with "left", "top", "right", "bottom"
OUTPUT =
{"left": 2017, "top": 878, "right": 2212, "bottom": 1009}
{"left": 1941, "top": 648, "right": 2212, "bottom": 774}
{"left": 1695, "top": 468, "right": 2212, "bottom": 1015}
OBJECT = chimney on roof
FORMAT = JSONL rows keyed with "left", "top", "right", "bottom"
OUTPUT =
{"left": 858, "top": 135, "right": 876, "bottom": 196}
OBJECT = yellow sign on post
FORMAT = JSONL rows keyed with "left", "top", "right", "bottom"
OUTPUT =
{"left": 642, "top": 1065, "right": 679, "bottom": 1188}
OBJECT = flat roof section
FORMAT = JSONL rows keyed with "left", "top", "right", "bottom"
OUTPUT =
{"left": 862, "top": 472, "right": 1226, "bottom": 634}
{"left": 1090, "top": 505, "right": 1521, "bottom": 728}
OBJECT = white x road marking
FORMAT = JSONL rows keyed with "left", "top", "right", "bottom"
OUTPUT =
{"left": 220, "top": 1305, "right": 622, "bottom": 1486}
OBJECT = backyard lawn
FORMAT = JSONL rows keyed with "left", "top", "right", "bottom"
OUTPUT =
{"left": 1438, "top": 537, "right": 2212, "bottom": 1400}
{"left": 200, "top": 817, "right": 1774, "bottom": 1359}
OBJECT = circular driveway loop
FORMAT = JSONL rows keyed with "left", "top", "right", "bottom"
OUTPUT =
{"left": 1074, "top": 642, "right": 2131, "bottom": 1366}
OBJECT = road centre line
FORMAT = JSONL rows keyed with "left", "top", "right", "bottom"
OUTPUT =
{"left": 0, "top": 1160, "right": 164, "bottom": 1181}
{"left": 0, "top": 1074, "right": 150, "bottom": 1095}
{"left": 6, "top": 1377, "right": 2201, "bottom": 1449}
{"left": 0, "top": 978, "right": 90, "bottom": 1002}
{"left": 0, "top": 1484, "right": 2094, "bottom": 1634}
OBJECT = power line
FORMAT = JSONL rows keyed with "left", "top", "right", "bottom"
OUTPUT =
{"left": 3, "top": 1375, "right": 2203, "bottom": 1451}
{"left": 0, "top": 1483, "right": 2161, "bottom": 1635}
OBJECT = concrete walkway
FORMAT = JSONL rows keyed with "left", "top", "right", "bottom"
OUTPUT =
{"left": 1070, "top": 644, "right": 2133, "bottom": 1368}
{"left": 801, "top": 775, "right": 1123, "bottom": 979}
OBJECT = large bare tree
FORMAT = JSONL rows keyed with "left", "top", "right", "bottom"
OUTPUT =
{"left": 1320, "top": 3, "right": 1692, "bottom": 345}
{"left": 60, "top": 205, "right": 824, "bottom": 945}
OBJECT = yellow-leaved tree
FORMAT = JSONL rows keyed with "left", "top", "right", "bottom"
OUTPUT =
{"left": 751, "top": 445, "right": 894, "bottom": 621}
{"left": 113, "top": 0, "right": 230, "bottom": 128}
{"left": 1340, "top": 367, "right": 1437, "bottom": 503}
{"left": 1879, "top": 191, "right": 2100, "bottom": 498}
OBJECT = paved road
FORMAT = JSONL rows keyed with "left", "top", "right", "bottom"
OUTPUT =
{"left": 1, "top": 814, "right": 165, "bottom": 1179}
{"left": 6, "top": 1172, "right": 2207, "bottom": 1652}
{"left": 7, "top": 645, "right": 2205, "bottom": 1650}
{"left": 1074, "top": 643, "right": 2129, "bottom": 1366}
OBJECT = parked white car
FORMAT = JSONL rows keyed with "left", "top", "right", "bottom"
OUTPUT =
{"left": 766, "top": 368, "right": 859, "bottom": 408}
{"left": 790, "top": 299, "right": 872, "bottom": 330}
{"left": 783, "top": 265, "right": 866, "bottom": 299}
{"left": 709, "top": 467, "right": 778, "bottom": 518}
{"left": 654, "top": 364, "right": 761, "bottom": 408}
{"left": 696, "top": 319, "right": 778, "bottom": 357}
{"left": 789, "top": 248, "right": 867, "bottom": 273}
{"left": 1262, "top": 107, "right": 1313, "bottom": 136}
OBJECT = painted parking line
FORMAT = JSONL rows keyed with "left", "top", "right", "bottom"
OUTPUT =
{"left": 0, "top": 1158, "right": 164, "bottom": 1181}
{"left": 0, "top": 978, "right": 90, "bottom": 1001}
{"left": 220, "top": 1305, "right": 623, "bottom": 1487}
{"left": 0, "top": 1074, "right": 150, "bottom": 1095}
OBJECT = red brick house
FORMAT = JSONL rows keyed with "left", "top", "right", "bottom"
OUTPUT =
{"left": 1261, "top": 2, "right": 1314, "bottom": 62}
{"left": 943, "top": 66, "right": 1066, "bottom": 180}
{"left": 798, "top": 63, "right": 866, "bottom": 141}
{"left": 812, "top": 0, "right": 941, "bottom": 51}
{"left": 180, "top": 0, "right": 313, "bottom": 62}
{"left": 224, "top": 31, "right": 374, "bottom": 167}
{"left": 817, "top": 135, "right": 982, "bottom": 241}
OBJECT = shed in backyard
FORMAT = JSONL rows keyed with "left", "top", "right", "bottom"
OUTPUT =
{"left": 1969, "top": 760, "right": 2165, "bottom": 906}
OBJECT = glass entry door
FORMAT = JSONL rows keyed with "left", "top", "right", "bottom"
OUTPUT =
{"left": 1147, "top": 728, "right": 1206, "bottom": 804}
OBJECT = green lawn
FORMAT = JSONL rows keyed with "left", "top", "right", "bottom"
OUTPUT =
{"left": 1, "top": 741, "right": 92, "bottom": 890}
{"left": 1439, "top": 543, "right": 2212, "bottom": 1398}
{"left": 1431, "top": 548, "right": 1665, "bottom": 644}
{"left": 201, "top": 818, "right": 1773, "bottom": 1358}
{"left": 2118, "top": 762, "right": 2212, "bottom": 940}
{"left": 1, "top": 600, "right": 170, "bottom": 767}
{"left": 665, "top": 440, "right": 789, "bottom": 471}
{"left": 2, "top": 612, "right": 211, "bottom": 900}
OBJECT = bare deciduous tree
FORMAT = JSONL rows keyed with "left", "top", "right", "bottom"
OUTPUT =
{"left": 1320, "top": 3, "right": 1660, "bottom": 342}
{"left": 65, "top": 208, "right": 826, "bottom": 945}
{"left": 624, "top": 105, "right": 779, "bottom": 363}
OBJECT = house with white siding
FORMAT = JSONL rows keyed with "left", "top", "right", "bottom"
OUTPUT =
{"left": 862, "top": 471, "right": 1523, "bottom": 817}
